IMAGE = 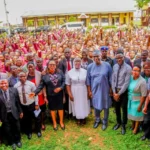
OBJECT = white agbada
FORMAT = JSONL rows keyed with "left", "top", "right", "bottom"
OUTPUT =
{"left": 66, "top": 68, "right": 90, "bottom": 119}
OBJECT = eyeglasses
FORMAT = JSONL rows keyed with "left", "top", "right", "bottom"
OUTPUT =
{"left": 132, "top": 70, "right": 140, "bottom": 72}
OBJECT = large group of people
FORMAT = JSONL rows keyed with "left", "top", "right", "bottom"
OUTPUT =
{"left": 0, "top": 26, "right": 150, "bottom": 149}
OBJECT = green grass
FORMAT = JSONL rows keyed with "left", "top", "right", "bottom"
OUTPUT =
{"left": 0, "top": 108, "right": 150, "bottom": 150}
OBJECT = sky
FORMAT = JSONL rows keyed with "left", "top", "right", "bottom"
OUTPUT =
{"left": 0, "top": 0, "right": 136, "bottom": 25}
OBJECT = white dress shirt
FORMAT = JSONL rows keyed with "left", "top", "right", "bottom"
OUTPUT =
{"left": 14, "top": 80, "right": 38, "bottom": 106}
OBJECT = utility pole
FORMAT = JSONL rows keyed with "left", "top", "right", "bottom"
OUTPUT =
{"left": 4, "top": 0, "right": 11, "bottom": 36}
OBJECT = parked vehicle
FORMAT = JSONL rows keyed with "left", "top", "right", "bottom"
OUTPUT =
{"left": 11, "top": 27, "right": 28, "bottom": 34}
{"left": 0, "top": 28, "right": 8, "bottom": 34}
{"left": 33, "top": 25, "right": 51, "bottom": 32}
{"left": 60, "top": 22, "right": 84, "bottom": 31}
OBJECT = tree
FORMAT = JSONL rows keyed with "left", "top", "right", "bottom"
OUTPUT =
{"left": 27, "top": 20, "right": 34, "bottom": 27}
{"left": 38, "top": 20, "right": 44, "bottom": 26}
{"left": 59, "top": 19, "right": 65, "bottom": 25}
{"left": 68, "top": 16, "right": 77, "bottom": 22}
{"left": 135, "top": 0, "right": 150, "bottom": 10}
{"left": 50, "top": 21, "right": 56, "bottom": 27}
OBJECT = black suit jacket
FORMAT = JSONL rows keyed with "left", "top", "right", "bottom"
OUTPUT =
{"left": 34, "top": 71, "right": 65, "bottom": 97}
{"left": 113, "top": 57, "right": 132, "bottom": 67}
{"left": 0, "top": 87, "right": 22, "bottom": 122}
{"left": 134, "top": 59, "right": 142, "bottom": 66}
{"left": 87, "top": 58, "right": 93, "bottom": 65}
{"left": 58, "top": 58, "right": 74, "bottom": 74}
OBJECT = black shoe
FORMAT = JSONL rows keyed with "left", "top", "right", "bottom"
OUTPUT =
{"left": 60, "top": 125, "right": 65, "bottom": 130}
{"left": 37, "top": 132, "right": 42, "bottom": 138}
{"left": 16, "top": 142, "right": 22, "bottom": 148}
{"left": 140, "top": 135, "right": 146, "bottom": 141}
{"left": 53, "top": 126, "right": 58, "bottom": 131}
{"left": 130, "top": 127, "right": 134, "bottom": 130}
{"left": 113, "top": 124, "right": 120, "bottom": 130}
{"left": 121, "top": 126, "right": 126, "bottom": 135}
{"left": 12, "top": 144, "right": 16, "bottom": 150}
{"left": 93, "top": 122, "right": 100, "bottom": 129}
{"left": 27, "top": 134, "right": 32, "bottom": 140}
{"left": 102, "top": 124, "right": 107, "bottom": 131}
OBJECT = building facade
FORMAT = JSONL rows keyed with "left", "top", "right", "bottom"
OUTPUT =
{"left": 22, "top": 12, "right": 134, "bottom": 28}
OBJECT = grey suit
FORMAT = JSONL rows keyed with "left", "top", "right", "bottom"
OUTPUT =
{"left": 0, "top": 87, "right": 22, "bottom": 145}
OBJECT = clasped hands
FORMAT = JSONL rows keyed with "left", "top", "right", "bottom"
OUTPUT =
{"left": 113, "top": 93, "right": 120, "bottom": 101}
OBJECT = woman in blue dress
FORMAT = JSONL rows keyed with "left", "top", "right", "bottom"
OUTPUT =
{"left": 128, "top": 65, "right": 147, "bottom": 134}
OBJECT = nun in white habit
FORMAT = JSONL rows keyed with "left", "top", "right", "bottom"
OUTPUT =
{"left": 65, "top": 57, "right": 90, "bottom": 125}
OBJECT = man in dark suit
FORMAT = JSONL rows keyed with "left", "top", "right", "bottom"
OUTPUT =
{"left": 58, "top": 48, "right": 74, "bottom": 74}
{"left": 58, "top": 48, "right": 74, "bottom": 118}
{"left": 113, "top": 49, "right": 132, "bottom": 67}
{"left": 134, "top": 50, "right": 149, "bottom": 67}
{"left": 0, "top": 79, "right": 23, "bottom": 150}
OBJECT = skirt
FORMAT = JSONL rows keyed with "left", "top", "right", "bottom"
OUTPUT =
{"left": 128, "top": 99, "right": 144, "bottom": 121}
{"left": 47, "top": 91, "right": 63, "bottom": 110}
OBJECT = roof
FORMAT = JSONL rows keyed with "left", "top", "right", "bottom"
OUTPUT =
{"left": 21, "top": 0, "right": 136, "bottom": 18}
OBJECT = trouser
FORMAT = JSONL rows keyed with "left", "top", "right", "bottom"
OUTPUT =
{"left": 0, "top": 126, "right": 2, "bottom": 143}
{"left": 114, "top": 91, "right": 128, "bottom": 125}
{"left": 21, "top": 103, "right": 41, "bottom": 135}
{"left": 64, "top": 93, "right": 69, "bottom": 112}
{"left": 144, "top": 121, "right": 150, "bottom": 138}
{"left": 3, "top": 113, "right": 21, "bottom": 145}
{"left": 94, "top": 108, "right": 109, "bottom": 125}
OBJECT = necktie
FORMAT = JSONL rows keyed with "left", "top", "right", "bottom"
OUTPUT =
{"left": 22, "top": 84, "right": 27, "bottom": 104}
{"left": 116, "top": 65, "right": 121, "bottom": 90}
{"left": 67, "top": 60, "right": 71, "bottom": 71}
{"left": 4, "top": 91, "right": 8, "bottom": 101}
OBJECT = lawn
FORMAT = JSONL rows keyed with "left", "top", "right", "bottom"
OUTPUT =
{"left": 0, "top": 108, "right": 150, "bottom": 150}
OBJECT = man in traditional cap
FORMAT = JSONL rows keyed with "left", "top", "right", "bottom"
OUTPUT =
{"left": 100, "top": 46, "right": 113, "bottom": 67}
{"left": 86, "top": 50, "right": 112, "bottom": 131}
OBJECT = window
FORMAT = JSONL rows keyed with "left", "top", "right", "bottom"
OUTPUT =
{"left": 116, "top": 17, "right": 119, "bottom": 23}
{"left": 68, "top": 24, "right": 82, "bottom": 27}
{"left": 101, "top": 18, "right": 108, "bottom": 23}
{"left": 61, "top": 25, "right": 66, "bottom": 28}
{"left": 91, "top": 18, "right": 98, "bottom": 23}
{"left": 48, "top": 20, "right": 55, "bottom": 26}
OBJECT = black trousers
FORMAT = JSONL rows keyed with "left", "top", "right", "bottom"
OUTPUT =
{"left": 144, "top": 121, "right": 150, "bottom": 138}
{"left": 21, "top": 103, "right": 41, "bottom": 135}
{"left": 3, "top": 113, "right": 21, "bottom": 145}
{"left": 64, "top": 93, "right": 69, "bottom": 112}
{"left": 114, "top": 91, "right": 128, "bottom": 125}
{"left": 0, "top": 126, "right": 2, "bottom": 143}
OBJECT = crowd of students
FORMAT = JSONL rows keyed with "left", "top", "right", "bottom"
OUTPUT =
{"left": 0, "top": 26, "right": 150, "bottom": 149}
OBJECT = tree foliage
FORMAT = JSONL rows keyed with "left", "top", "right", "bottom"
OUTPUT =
{"left": 50, "top": 21, "right": 56, "bottom": 26}
{"left": 27, "top": 20, "right": 34, "bottom": 27}
{"left": 68, "top": 16, "right": 77, "bottom": 22}
{"left": 38, "top": 20, "right": 44, "bottom": 26}
{"left": 135, "top": 0, "right": 150, "bottom": 9}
